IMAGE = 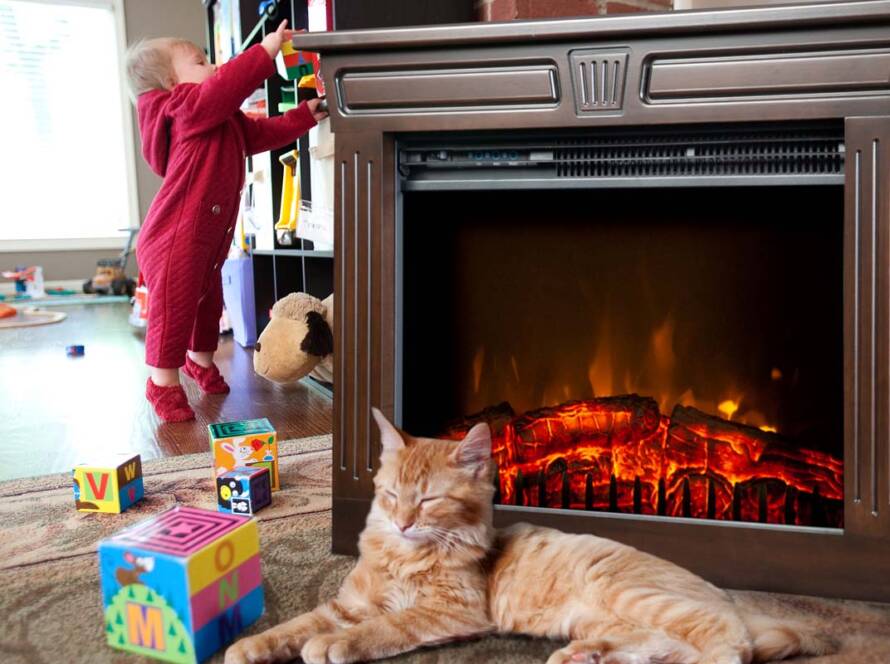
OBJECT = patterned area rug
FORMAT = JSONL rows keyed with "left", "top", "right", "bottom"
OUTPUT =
{"left": 2, "top": 435, "right": 890, "bottom": 663}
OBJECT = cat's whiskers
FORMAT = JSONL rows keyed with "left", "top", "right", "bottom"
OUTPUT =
{"left": 426, "top": 525, "right": 478, "bottom": 553}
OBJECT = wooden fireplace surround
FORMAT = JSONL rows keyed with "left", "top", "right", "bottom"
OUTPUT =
{"left": 294, "top": 0, "right": 890, "bottom": 602}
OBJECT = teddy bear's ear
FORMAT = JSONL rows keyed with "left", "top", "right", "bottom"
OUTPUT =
{"left": 300, "top": 311, "right": 334, "bottom": 357}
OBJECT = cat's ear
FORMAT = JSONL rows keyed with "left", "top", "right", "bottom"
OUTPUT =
{"left": 371, "top": 407, "right": 405, "bottom": 452}
{"left": 451, "top": 422, "right": 491, "bottom": 471}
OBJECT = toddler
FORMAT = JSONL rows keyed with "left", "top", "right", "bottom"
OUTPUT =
{"left": 126, "top": 21, "right": 326, "bottom": 422}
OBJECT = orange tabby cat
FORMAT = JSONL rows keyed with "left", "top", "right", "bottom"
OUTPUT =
{"left": 226, "top": 409, "right": 833, "bottom": 664}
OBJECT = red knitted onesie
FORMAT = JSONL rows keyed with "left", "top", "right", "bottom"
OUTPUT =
{"left": 136, "top": 44, "right": 316, "bottom": 369}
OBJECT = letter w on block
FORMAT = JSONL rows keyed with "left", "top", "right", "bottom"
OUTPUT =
{"left": 127, "top": 604, "right": 165, "bottom": 650}
{"left": 86, "top": 471, "right": 110, "bottom": 501}
{"left": 218, "top": 571, "right": 240, "bottom": 610}
{"left": 123, "top": 461, "right": 138, "bottom": 482}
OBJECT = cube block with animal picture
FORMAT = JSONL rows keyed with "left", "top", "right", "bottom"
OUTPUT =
{"left": 98, "top": 506, "right": 264, "bottom": 663}
{"left": 209, "top": 418, "right": 279, "bottom": 491}
{"left": 217, "top": 466, "right": 272, "bottom": 516}
{"left": 73, "top": 453, "right": 144, "bottom": 513}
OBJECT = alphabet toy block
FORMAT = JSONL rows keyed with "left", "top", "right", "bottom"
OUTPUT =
{"left": 209, "top": 418, "right": 279, "bottom": 491}
{"left": 276, "top": 38, "right": 318, "bottom": 82}
{"left": 99, "top": 506, "right": 264, "bottom": 663}
{"left": 217, "top": 467, "right": 272, "bottom": 516}
{"left": 73, "top": 453, "right": 143, "bottom": 513}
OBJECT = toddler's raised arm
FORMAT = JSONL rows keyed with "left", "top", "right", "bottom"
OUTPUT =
{"left": 171, "top": 44, "right": 276, "bottom": 137}
{"left": 238, "top": 100, "right": 324, "bottom": 156}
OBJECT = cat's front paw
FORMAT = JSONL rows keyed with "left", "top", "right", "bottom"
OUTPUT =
{"left": 302, "top": 633, "right": 362, "bottom": 664}
{"left": 546, "top": 647, "right": 603, "bottom": 664}
{"left": 225, "top": 634, "right": 274, "bottom": 664}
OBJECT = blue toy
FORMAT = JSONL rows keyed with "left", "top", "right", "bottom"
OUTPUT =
{"left": 98, "top": 506, "right": 263, "bottom": 662}
{"left": 217, "top": 466, "right": 272, "bottom": 516}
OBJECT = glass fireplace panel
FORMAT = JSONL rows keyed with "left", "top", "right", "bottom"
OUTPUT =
{"left": 402, "top": 186, "right": 844, "bottom": 528}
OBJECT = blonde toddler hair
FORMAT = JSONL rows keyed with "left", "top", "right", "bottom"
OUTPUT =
{"left": 125, "top": 37, "right": 202, "bottom": 98}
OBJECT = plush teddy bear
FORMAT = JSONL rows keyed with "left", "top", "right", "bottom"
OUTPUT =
{"left": 253, "top": 292, "right": 334, "bottom": 384}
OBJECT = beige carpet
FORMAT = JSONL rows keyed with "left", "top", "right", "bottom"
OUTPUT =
{"left": 2, "top": 436, "right": 890, "bottom": 664}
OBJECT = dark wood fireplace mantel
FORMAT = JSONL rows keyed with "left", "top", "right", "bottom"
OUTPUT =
{"left": 293, "top": 1, "right": 890, "bottom": 602}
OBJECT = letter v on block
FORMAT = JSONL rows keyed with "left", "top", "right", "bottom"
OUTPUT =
{"left": 86, "top": 471, "right": 110, "bottom": 501}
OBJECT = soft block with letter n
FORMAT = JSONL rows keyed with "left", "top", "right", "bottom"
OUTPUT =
{"left": 73, "top": 453, "right": 143, "bottom": 513}
{"left": 99, "top": 506, "right": 264, "bottom": 663}
{"left": 209, "top": 418, "right": 279, "bottom": 491}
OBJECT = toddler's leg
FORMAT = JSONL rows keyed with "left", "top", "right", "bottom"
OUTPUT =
{"left": 151, "top": 367, "right": 180, "bottom": 387}
{"left": 142, "top": 258, "right": 207, "bottom": 422}
{"left": 183, "top": 270, "right": 230, "bottom": 394}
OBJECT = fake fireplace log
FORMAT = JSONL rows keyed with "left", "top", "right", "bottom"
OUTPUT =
{"left": 446, "top": 397, "right": 844, "bottom": 528}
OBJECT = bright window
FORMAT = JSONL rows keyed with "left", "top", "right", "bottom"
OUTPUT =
{"left": 0, "top": 0, "right": 134, "bottom": 245}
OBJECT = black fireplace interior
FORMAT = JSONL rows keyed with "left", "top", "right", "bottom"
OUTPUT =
{"left": 402, "top": 174, "right": 844, "bottom": 527}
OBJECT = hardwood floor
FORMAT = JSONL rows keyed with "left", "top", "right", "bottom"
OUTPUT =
{"left": 0, "top": 302, "right": 332, "bottom": 481}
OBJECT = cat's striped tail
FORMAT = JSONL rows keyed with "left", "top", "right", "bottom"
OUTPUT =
{"left": 741, "top": 612, "right": 837, "bottom": 661}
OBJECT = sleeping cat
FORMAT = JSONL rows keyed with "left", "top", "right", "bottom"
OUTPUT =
{"left": 225, "top": 408, "right": 833, "bottom": 664}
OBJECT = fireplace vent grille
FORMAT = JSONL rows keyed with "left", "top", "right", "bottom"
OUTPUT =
{"left": 570, "top": 50, "right": 629, "bottom": 111}
{"left": 553, "top": 128, "right": 845, "bottom": 178}
{"left": 399, "top": 123, "right": 845, "bottom": 189}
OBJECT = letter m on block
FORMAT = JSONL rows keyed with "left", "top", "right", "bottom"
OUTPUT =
{"left": 218, "top": 604, "right": 243, "bottom": 644}
{"left": 127, "top": 603, "right": 165, "bottom": 650}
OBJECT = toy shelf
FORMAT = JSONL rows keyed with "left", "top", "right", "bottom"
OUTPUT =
{"left": 250, "top": 243, "right": 332, "bottom": 333}
{"left": 205, "top": 0, "right": 333, "bottom": 396}
{"left": 253, "top": 248, "right": 333, "bottom": 258}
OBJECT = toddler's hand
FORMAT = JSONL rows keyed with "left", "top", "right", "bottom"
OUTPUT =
{"left": 307, "top": 98, "right": 329, "bottom": 122}
{"left": 261, "top": 19, "right": 294, "bottom": 60}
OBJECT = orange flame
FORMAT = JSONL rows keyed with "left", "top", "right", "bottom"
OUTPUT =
{"left": 718, "top": 399, "right": 740, "bottom": 421}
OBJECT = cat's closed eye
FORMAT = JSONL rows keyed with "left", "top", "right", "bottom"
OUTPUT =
{"left": 420, "top": 495, "right": 444, "bottom": 506}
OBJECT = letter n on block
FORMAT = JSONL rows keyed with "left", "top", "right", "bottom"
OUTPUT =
{"left": 127, "top": 603, "right": 165, "bottom": 651}
{"left": 218, "top": 571, "right": 239, "bottom": 609}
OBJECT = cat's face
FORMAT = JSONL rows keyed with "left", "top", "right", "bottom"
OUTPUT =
{"left": 366, "top": 409, "right": 494, "bottom": 551}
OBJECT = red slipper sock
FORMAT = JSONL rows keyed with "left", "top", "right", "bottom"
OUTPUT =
{"left": 182, "top": 356, "right": 230, "bottom": 394}
{"left": 145, "top": 377, "right": 195, "bottom": 422}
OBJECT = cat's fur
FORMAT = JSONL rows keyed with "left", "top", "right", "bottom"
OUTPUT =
{"left": 226, "top": 409, "right": 834, "bottom": 664}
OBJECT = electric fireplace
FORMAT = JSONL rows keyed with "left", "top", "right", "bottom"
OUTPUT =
{"left": 294, "top": 1, "right": 890, "bottom": 601}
